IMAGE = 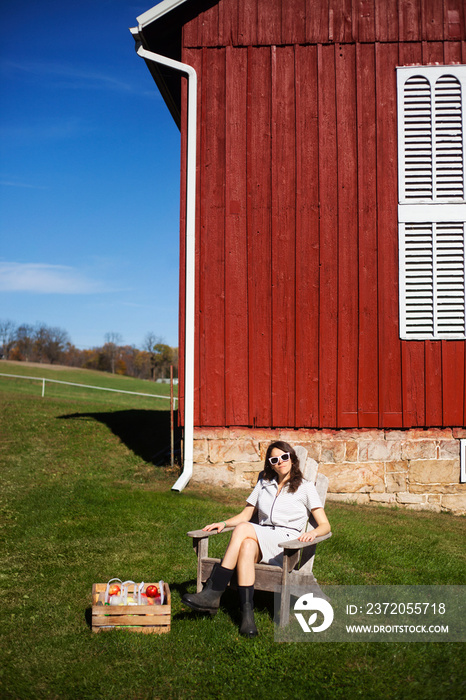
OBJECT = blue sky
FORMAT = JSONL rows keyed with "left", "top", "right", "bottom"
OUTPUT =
{"left": 0, "top": 0, "right": 181, "bottom": 349}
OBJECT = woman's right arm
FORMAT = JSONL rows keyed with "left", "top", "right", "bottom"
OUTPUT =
{"left": 202, "top": 504, "right": 256, "bottom": 533}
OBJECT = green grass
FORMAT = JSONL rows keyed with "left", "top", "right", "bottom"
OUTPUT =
{"left": 0, "top": 360, "right": 177, "bottom": 411}
{"left": 0, "top": 377, "right": 465, "bottom": 700}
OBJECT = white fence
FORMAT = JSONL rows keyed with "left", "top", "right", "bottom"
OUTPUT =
{"left": 0, "top": 372, "right": 177, "bottom": 406}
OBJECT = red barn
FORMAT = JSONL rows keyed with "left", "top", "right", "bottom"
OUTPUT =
{"left": 131, "top": 0, "right": 466, "bottom": 513}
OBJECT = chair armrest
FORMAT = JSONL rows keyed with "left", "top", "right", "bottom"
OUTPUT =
{"left": 278, "top": 531, "right": 332, "bottom": 550}
{"left": 187, "top": 527, "right": 234, "bottom": 539}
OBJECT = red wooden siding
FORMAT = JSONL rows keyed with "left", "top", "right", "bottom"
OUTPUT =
{"left": 246, "top": 46, "right": 273, "bottom": 427}
{"left": 173, "top": 0, "right": 466, "bottom": 429}
{"left": 198, "top": 48, "right": 226, "bottom": 427}
{"left": 376, "top": 41, "right": 403, "bottom": 429}
{"left": 295, "top": 44, "right": 319, "bottom": 426}
{"left": 317, "top": 43, "right": 338, "bottom": 427}
{"left": 356, "top": 41, "right": 379, "bottom": 427}
{"left": 336, "top": 42, "right": 359, "bottom": 428}
{"left": 182, "top": 0, "right": 465, "bottom": 46}
{"left": 271, "top": 45, "right": 296, "bottom": 428}
{"left": 225, "top": 46, "right": 249, "bottom": 426}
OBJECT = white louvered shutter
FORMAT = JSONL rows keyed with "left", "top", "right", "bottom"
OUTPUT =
{"left": 397, "top": 65, "right": 466, "bottom": 340}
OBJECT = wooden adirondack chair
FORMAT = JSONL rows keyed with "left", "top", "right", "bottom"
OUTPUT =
{"left": 187, "top": 446, "right": 332, "bottom": 626}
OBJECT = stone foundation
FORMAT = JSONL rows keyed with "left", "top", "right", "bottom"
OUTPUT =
{"left": 191, "top": 427, "right": 466, "bottom": 515}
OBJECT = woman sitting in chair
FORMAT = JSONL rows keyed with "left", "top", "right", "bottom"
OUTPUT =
{"left": 182, "top": 441, "right": 331, "bottom": 638}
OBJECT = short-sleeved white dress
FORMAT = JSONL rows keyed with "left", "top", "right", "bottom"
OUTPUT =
{"left": 246, "top": 477, "right": 323, "bottom": 566}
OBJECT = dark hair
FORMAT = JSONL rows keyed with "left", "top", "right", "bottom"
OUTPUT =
{"left": 263, "top": 441, "right": 303, "bottom": 494}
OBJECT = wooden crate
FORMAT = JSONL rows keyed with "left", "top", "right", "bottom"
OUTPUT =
{"left": 91, "top": 582, "right": 171, "bottom": 634}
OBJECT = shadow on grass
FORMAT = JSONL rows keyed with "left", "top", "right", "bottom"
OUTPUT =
{"left": 84, "top": 606, "right": 92, "bottom": 630}
{"left": 59, "top": 409, "right": 182, "bottom": 466}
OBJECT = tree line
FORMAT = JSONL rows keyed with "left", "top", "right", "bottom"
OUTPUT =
{"left": 0, "top": 321, "right": 178, "bottom": 381}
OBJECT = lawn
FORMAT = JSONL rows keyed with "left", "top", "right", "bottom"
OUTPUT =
{"left": 0, "top": 360, "right": 177, "bottom": 410}
{"left": 0, "top": 372, "right": 465, "bottom": 699}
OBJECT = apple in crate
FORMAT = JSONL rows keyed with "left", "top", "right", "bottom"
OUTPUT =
{"left": 140, "top": 594, "right": 154, "bottom": 606}
{"left": 146, "top": 585, "right": 159, "bottom": 598}
{"left": 108, "top": 584, "right": 121, "bottom": 596}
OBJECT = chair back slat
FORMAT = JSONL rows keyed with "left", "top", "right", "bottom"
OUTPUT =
{"left": 295, "top": 445, "right": 318, "bottom": 483}
{"left": 294, "top": 449, "right": 329, "bottom": 573}
{"left": 315, "top": 472, "right": 329, "bottom": 504}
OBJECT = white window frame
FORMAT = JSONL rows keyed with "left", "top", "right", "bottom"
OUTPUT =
{"left": 397, "top": 65, "right": 466, "bottom": 340}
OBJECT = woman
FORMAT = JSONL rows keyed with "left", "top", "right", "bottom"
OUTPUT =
{"left": 182, "top": 441, "right": 331, "bottom": 637}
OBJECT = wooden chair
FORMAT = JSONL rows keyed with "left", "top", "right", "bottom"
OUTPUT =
{"left": 187, "top": 446, "right": 332, "bottom": 626}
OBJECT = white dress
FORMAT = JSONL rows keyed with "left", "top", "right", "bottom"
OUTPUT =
{"left": 246, "top": 477, "right": 323, "bottom": 566}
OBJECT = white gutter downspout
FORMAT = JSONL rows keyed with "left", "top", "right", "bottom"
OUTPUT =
{"left": 134, "top": 42, "right": 197, "bottom": 492}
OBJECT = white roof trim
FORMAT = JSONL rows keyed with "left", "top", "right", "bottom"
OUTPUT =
{"left": 136, "top": 0, "right": 190, "bottom": 28}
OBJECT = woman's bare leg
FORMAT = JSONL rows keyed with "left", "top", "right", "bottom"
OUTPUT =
{"left": 222, "top": 523, "right": 260, "bottom": 586}
{"left": 236, "top": 537, "right": 261, "bottom": 586}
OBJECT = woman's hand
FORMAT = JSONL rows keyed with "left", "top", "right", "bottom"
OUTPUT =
{"left": 201, "top": 505, "right": 256, "bottom": 533}
{"left": 297, "top": 530, "right": 317, "bottom": 543}
{"left": 298, "top": 508, "right": 331, "bottom": 542}
{"left": 202, "top": 522, "right": 226, "bottom": 532}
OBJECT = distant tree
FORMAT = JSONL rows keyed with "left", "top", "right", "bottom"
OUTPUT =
{"left": 15, "top": 324, "right": 35, "bottom": 361}
{"left": 82, "top": 348, "right": 103, "bottom": 372}
{"left": 118, "top": 345, "right": 146, "bottom": 379}
{"left": 28, "top": 324, "right": 69, "bottom": 364}
{"left": 143, "top": 332, "right": 159, "bottom": 353}
{"left": 144, "top": 332, "right": 162, "bottom": 380}
{"left": 133, "top": 349, "right": 152, "bottom": 379}
{"left": 42, "top": 326, "right": 70, "bottom": 364}
{"left": 172, "top": 346, "right": 179, "bottom": 376}
{"left": 105, "top": 332, "right": 123, "bottom": 346}
{"left": 33, "top": 324, "right": 49, "bottom": 363}
{"left": 153, "top": 343, "right": 176, "bottom": 380}
{"left": 104, "top": 332, "right": 123, "bottom": 374}
{"left": 0, "top": 319, "right": 16, "bottom": 359}
{"left": 115, "top": 359, "right": 127, "bottom": 375}
{"left": 62, "top": 343, "right": 82, "bottom": 367}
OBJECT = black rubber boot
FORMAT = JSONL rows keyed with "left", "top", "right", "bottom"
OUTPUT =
{"left": 182, "top": 564, "right": 234, "bottom": 615}
{"left": 238, "top": 585, "right": 258, "bottom": 638}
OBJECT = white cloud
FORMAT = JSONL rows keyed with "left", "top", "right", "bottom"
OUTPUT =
{"left": 5, "top": 59, "right": 158, "bottom": 97}
{"left": 0, "top": 180, "right": 48, "bottom": 190}
{"left": 0, "top": 118, "right": 93, "bottom": 142}
{"left": 0, "top": 262, "right": 108, "bottom": 294}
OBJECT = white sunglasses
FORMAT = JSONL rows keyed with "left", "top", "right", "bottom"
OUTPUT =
{"left": 268, "top": 452, "right": 290, "bottom": 466}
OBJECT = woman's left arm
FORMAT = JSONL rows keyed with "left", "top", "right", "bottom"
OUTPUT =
{"left": 297, "top": 508, "right": 331, "bottom": 542}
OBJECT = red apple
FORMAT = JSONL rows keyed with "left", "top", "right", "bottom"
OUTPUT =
{"left": 146, "top": 585, "right": 159, "bottom": 598}
{"left": 108, "top": 584, "right": 121, "bottom": 596}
